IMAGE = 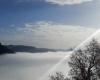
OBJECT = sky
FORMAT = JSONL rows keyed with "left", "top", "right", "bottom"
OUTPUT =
{"left": 0, "top": 0, "right": 100, "bottom": 49}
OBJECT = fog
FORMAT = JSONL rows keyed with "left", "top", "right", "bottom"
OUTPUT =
{"left": 0, "top": 52, "right": 71, "bottom": 80}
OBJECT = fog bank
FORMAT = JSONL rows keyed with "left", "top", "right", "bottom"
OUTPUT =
{"left": 0, "top": 52, "right": 71, "bottom": 80}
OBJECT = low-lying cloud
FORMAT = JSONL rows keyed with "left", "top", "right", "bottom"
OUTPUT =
{"left": 0, "top": 52, "right": 70, "bottom": 80}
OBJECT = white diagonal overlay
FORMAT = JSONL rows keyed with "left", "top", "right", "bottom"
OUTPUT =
{"left": 38, "top": 29, "right": 100, "bottom": 80}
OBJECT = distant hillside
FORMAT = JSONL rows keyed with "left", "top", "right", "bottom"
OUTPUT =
{"left": 0, "top": 43, "right": 15, "bottom": 55}
{"left": 7, "top": 45, "right": 57, "bottom": 53}
{"left": 7, "top": 45, "right": 73, "bottom": 53}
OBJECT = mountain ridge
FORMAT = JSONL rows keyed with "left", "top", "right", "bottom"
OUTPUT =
{"left": 0, "top": 43, "right": 15, "bottom": 54}
{"left": 6, "top": 45, "right": 73, "bottom": 53}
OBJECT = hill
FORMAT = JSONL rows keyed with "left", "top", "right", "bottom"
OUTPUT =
{"left": 7, "top": 45, "right": 57, "bottom": 53}
{"left": 0, "top": 43, "right": 15, "bottom": 55}
{"left": 7, "top": 45, "right": 73, "bottom": 53}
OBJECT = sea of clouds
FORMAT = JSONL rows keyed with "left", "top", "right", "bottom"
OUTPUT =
{"left": 0, "top": 52, "right": 71, "bottom": 80}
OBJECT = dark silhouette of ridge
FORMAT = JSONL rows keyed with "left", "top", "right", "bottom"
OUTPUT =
{"left": 7, "top": 45, "right": 73, "bottom": 53}
{"left": 7, "top": 45, "right": 57, "bottom": 53}
{"left": 0, "top": 43, "right": 15, "bottom": 55}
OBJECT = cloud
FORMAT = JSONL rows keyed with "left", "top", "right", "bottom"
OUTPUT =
{"left": 16, "top": 0, "right": 94, "bottom": 5}
{"left": 0, "top": 52, "right": 69, "bottom": 80}
{"left": 13, "top": 21, "right": 97, "bottom": 49}
{"left": 45, "top": 0, "right": 93, "bottom": 5}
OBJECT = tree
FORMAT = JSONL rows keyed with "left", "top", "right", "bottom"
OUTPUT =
{"left": 68, "top": 39, "right": 100, "bottom": 80}
{"left": 49, "top": 72, "right": 70, "bottom": 80}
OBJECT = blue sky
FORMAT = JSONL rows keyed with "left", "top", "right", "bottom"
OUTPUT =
{"left": 0, "top": 0, "right": 100, "bottom": 27}
{"left": 0, "top": 0, "right": 100, "bottom": 49}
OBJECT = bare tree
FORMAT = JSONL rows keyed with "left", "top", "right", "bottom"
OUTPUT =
{"left": 49, "top": 72, "right": 70, "bottom": 80}
{"left": 68, "top": 39, "right": 100, "bottom": 80}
